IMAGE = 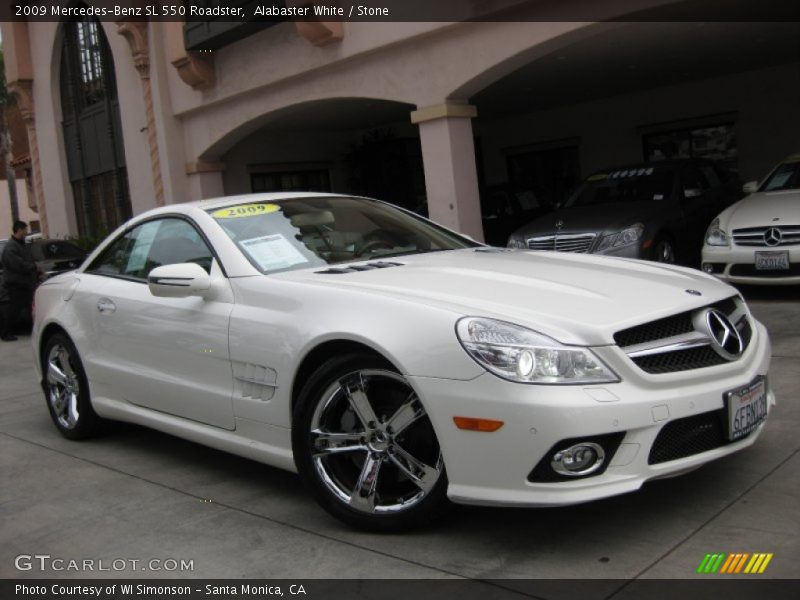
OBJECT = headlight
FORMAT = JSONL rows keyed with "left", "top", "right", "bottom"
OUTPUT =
{"left": 456, "top": 317, "right": 619, "bottom": 384}
{"left": 507, "top": 237, "right": 526, "bottom": 249}
{"left": 595, "top": 223, "right": 644, "bottom": 253}
{"left": 705, "top": 218, "right": 730, "bottom": 247}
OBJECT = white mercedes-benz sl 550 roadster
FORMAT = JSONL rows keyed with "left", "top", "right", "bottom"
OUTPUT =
{"left": 33, "top": 193, "right": 773, "bottom": 530}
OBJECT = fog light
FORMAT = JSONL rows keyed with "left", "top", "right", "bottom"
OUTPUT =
{"left": 551, "top": 442, "right": 605, "bottom": 476}
{"left": 702, "top": 263, "right": 714, "bottom": 274}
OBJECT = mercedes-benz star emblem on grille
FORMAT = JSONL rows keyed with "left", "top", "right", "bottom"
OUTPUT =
{"left": 555, "top": 220, "right": 564, "bottom": 230}
{"left": 703, "top": 309, "right": 744, "bottom": 361}
{"left": 764, "top": 227, "right": 782, "bottom": 246}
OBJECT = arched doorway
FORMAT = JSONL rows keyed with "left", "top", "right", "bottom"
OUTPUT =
{"left": 60, "top": 15, "right": 131, "bottom": 238}
{"left": 204, "top": 98, "right": 427, "bottom": 215}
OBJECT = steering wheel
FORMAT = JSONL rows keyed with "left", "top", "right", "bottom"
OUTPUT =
{"left": 354, "top": 238, "right": 395, "bottom": 258}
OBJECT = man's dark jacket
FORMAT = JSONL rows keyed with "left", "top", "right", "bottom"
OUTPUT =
{"left": 1, "top": 237, "right": 37, "bottom": 289}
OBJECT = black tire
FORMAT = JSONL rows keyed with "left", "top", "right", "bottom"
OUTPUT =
{"left": 292, "top": 353, "right": 451, "bottom": 532}
{"left": 41, "top": 333, "right": 106, "bottom": 440}
{"left": 652, "top": 234, "right": 677, "bottom": 264}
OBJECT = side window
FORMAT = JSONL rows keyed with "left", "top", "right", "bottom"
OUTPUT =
{"left": 145, "top": 219, "right": 213, "bottom": 275}
{"left": 88, "top": 218, "right": 213, "bottom": 281}
{"left": 88, "top": 227, "right": 141, "bottom": 277}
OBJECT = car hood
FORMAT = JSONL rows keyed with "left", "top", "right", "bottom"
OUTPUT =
{"left": 512, "top": 202, "right": 668, "bottom": 237}
{"left": 277, "top": 249, "right": 734, "bottom": 346}
{"left": 723, "top": 190, "right": 800, "bottom": 229}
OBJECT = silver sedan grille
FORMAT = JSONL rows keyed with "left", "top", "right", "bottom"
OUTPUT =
{"left": 526, "top": 233, "right": 596, "bottom": 253}
{"left": 732, "top": 225, "right": 800, "bottom": 247}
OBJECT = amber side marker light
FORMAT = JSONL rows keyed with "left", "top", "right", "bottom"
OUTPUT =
{"left": 453, "top": 416, "right": 504, "bottom": 432}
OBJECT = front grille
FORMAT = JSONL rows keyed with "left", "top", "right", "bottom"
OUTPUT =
{"left": 527, "top": 233, "right": 596, "bottom": 253}
{"left": 614, "top": 312, "right": 694, "bottom": 348}
{"left": 732, "top": 225, "right": 800, "bottom": 247}
{"left": 649, "top": 410, "right": 725, "bottom": 464}
{"left": 730, "top": 264, "right": 800, "bottom": 278}
{"left": 633, "top": 347, "right": 728, "bottom": 374}
{"left": 614, "top": 297, "right": 737, "bottom": 349}
{"left": 615, "top": 296, "right": 748, "bottom": 375}
{"left": 648, "top": 408, "right": 757, "bottom": 464}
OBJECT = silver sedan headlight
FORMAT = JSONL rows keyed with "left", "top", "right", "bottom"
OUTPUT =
{"left": 595, "top": 223, "right": 644, "bottom": 253}
{"left": 456, "top": 317, "right": 619, "bottom": 384}
{"left": 705, "top": 218, "right": 730, "bottom": 247}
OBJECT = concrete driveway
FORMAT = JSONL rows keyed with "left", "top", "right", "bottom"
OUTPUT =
{"left": 1, "top": 287, "right": 798, "bottom": 584}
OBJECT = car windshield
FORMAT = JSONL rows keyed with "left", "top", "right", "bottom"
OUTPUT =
{"left": 565, "top": 166, "right": 675, "bottom": 208}
{"left": 208, "top": 196, "right": 477, "bottom": 274}
{"left": 760, "top": 158, "right": 800, "bottom": 192}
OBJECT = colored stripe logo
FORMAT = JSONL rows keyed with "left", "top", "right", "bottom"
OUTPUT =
{"left": 697, "top": 553, "right": 773, "bottom": 574}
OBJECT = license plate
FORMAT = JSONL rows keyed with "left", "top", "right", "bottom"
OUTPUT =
{"left": 755, "top": 251, "right": 789, "bottom": 270}
{"left": 725, "top": 377, "right": 768, "bottom": 441}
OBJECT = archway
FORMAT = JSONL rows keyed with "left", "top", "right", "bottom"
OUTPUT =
{"left": 207, "top": 98, "right": 427, "bottom": 215}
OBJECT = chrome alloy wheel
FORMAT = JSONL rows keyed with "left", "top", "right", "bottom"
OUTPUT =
{"left": 309, "top": 369, "right": 443, "bottom": 514}
{"left": 46, "top": 344, "right": 81, "bottom": 430}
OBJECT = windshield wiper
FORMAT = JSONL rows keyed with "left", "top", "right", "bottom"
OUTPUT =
{"left": 373, "top": 248, "right": 454, "bottom": 259}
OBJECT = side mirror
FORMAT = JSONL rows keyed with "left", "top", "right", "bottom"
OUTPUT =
{"left": 148, "top": 263, "right": 211, "bottom": 298}
{"left": 742, "top": 181, "right": 759, "bottom": 194}
{"left": 683, "top": 188, "right": 703, "bottom": 199}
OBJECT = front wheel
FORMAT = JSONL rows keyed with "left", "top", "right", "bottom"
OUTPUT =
{"left": 292, "top": 354, "right": 450, "bottom": 531}
{"left": 42, "top": 333, "right": 106, "bottom": 440}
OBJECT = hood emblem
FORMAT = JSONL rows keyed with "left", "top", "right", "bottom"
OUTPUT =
{"left": 685, "top": 289, "right": 702, "bottom": 296}
{"left": 764, "top": 227, "right": 782, "bottom": 246}
{"left": 702, "top": 308, "right": 744, "bottom": 361}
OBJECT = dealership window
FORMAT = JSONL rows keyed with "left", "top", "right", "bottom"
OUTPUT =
{"left": 251, "top": 169, "right": 331, "bottom": 193}
{"left": 60, "top": 12, "right": 131, "bottom": 239}
{"left": 506, "top": 143, "right": 581, "bottom": 210}
{"left": 643, "top": 120, "right": 738, "bottom": 172}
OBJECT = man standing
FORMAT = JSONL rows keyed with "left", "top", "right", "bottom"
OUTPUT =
{"left": 1, "top": 221, "right": 37, "bottom": 341}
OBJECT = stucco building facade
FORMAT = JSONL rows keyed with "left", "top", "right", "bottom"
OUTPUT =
{"left": 2, "top": 1, "right": 799, "bottom": 242}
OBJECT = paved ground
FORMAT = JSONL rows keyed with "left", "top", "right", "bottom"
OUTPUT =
{"left": 1, "top": 286, "right": 799, "bottom": 585}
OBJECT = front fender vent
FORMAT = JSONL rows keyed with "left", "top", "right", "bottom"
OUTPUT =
{"left": 233, "top": 362, "right": 278, "bottom": 401}
{"left": 316, "top": 261, "right": 404, "bottom": 274}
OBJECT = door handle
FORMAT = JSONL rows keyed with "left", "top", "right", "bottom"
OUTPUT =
{"left": 97, "top": 298, "right": 116, "bottom": 314}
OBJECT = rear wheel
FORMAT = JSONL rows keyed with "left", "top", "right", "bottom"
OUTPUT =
{"left": 292, "top": 353, "right": 450, "bottom": 531}
{"left": 42, "top": 333, "right": 106, "bottom": 440}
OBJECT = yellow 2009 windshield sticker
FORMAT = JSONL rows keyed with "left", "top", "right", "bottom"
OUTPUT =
{"left": 212, "top": 203, "right": 280, "bottom": 219}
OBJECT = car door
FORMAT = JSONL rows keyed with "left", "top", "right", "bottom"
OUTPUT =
{"left": 76, "top": 216, "right": 235, "bottom": 429}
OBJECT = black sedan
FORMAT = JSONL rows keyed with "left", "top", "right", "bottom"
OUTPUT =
{"left": 507, "top": 159, "right": 741, "bottom": 266}
{"left": 1, "top": 239, "right": 87, "bottom": 330}
{"left": 27, "top": 239, "right": 87, "bottom": 279}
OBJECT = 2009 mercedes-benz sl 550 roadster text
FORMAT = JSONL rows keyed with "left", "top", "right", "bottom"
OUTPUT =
{"left": 33, "top": 193, "right": 774, "bottom": 530}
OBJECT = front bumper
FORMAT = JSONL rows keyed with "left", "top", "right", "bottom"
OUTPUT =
{"left": 410, "top": 320, "right": 773, "bottom": 507}
{"left": 702, "top": 244, "right": 800, "bottom": 285}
